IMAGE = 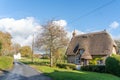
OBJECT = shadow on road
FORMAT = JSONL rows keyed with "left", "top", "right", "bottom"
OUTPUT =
{"left": 0, "top": 72, "right": 51, "bottom": 80}
{"left": 0, "top": 69, "right": 9, "bottom": 74}
{"left": 0, "top": 62, "right": 52, "bottom": 80}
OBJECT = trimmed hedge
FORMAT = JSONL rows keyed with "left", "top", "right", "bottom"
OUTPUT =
{"left": 81, "top": 65, "right": 106, "bottom": 73}
{"left": 105, "top": 54, "right": 120, "bottom": 77}
{"left": 56, "top": 63, "right": 76, "bottom": 70}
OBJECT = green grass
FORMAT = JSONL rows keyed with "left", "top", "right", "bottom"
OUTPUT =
{"left": 31, "top": 65, "right": 120, "bottom": 80}
{"left": 0, "top": 56, "right": 13, "bottom": 70}
{"left": 20, "top": 58, "right": 120, "bottom": 80}
{"left": 20, "top": 57, "right": 50, "bottom": 66}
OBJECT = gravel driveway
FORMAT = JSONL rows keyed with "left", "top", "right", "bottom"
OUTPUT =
{"left": 0, "top": 61, "right": 52, "bottom": 80}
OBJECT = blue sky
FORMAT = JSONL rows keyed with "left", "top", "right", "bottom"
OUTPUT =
{"left": 0, "top": 0, "right": 120, "bottom": 45}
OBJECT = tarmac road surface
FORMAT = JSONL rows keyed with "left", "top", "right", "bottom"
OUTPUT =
{"left": 0, "top": 61, "right": 52, "bottom": 80}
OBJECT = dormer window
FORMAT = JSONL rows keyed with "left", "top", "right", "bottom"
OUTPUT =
{"left": 79, "top": 49, "right": 85, "bottom": 55}
{"left": 82, "top": 35, "right": 87, "bottom": 38}
{"left": 73, "top": 44, "right": 79, "bottom": 53}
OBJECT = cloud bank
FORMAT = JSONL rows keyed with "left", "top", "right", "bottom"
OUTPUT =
{"left": 0, "top": 17, "right": 85, "bottom": 46}
{"left": 0, "top": 17, "right": 41, "bottom": 46}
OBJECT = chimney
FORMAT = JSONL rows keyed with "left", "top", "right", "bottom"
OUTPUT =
{"left": 72, "top": 30, "right": 76, "bottom": 37}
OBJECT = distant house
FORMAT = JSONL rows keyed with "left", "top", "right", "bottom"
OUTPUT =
{"left": 14, "top": 53, "right": 21, "bottom": 60}
{"left": 33, "top": 54, "right": 42, "bottom": 58}
{"left": 66, "top": 30, "right": 118, "bottom": 65}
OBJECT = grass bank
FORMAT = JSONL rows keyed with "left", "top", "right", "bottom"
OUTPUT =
{"left": 0, "top": 56, "right": 13, "bottom": 70}
{"left": 31, "top": 65, "right": 120, "bottom": 80}
{"left": 20, "top": 57, "right": 49, "bottom": 66}
{"left": 20, "top": 58, "right": 120, "bottom": 80}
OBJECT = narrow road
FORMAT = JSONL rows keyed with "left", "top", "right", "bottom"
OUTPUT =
{"left": 0, "top": 61, "right": 51, "bottom": 80}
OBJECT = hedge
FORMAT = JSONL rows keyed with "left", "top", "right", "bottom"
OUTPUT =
{"left": 105, "top": 54, "right": 120, "bottom": 77}
{"left": 81, "top": 65, "right": 106, "bottom": 73}
{"left": 56, "top": 63, "right": 76, "bottom": 70}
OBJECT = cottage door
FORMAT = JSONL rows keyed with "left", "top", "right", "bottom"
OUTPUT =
{"left": 83, "top": 59, "right": 87, "bottom": 66}
{"left": 75, "top": 54, "right": 81, "bottom": 64}
{"left": 75, "top": 49, "right": 85, "bottom": 64}
{"left": 79, "top": 49, "right": 85, "bottom": 65}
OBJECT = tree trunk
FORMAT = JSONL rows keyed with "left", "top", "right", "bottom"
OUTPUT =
{"left": 31, "top": 34, "right": 34, "bottom": 63}
{"left": 50, "top": 49, "right": 53, "bottom": 67}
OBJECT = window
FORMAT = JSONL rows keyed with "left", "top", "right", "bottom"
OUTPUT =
{"left": 82, "top": 35, "right": 87, "bottom": 38}
{"left": 75, "top": 49, "right": 85, "bottom": 64}
{"left": 73, "top": 44, "right": 79, "bottom": 53}
{"left": 97, "top": 60, "right": 103, "bottom": 65}
{"left": 79, "top": 49, "right": 84, "bottom": 55}
{"left": 76, "top": 54, "right": 81, "bottom": 64}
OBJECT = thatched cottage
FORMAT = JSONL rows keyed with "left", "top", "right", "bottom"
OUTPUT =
{"left": 66, "top": 30, "right": 117, "bottom": 65}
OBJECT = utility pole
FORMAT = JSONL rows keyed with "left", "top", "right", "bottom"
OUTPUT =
{"left": 32, "top": 34, "right": 34, "bottom": 62}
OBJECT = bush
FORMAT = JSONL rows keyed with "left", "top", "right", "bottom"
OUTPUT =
{"left": 56, "top": 63, "right": 76, "bottom": 70}
{"left": 105, "top": 54, "right": 120, "bottom": 77}
{"left": 0, "top": 56, "right": 13, "bottom": 70}
{"left": 81, "top": 65, "right": 106, "bottom": 73}
{"left": 89, "top": 57, "right": 104, "bottom": 65}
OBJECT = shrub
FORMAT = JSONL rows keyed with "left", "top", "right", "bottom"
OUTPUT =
{"left": 41, "top": 56, "right": 49, "bottom": 59}
{"left": 81, "top": 65, "right": 106, "bottom": 73}
{"left": 89, "top": 57, "right": 104, "bottom": 65}
{"left": 105, "top": 54, "right": 120, "bottom": 77}
{"left": 0, "top": 56, "right": 13, "bottom": 70}
{"left": 56, "top": 63, "right": 76, "bottom": 70}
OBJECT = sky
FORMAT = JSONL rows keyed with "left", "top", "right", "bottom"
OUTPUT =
{"left": 0, "top": 0, "right": 120, "bottom": 46}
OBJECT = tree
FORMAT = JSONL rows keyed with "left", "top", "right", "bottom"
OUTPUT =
{"left": 0, "top": 41, "right": 2, "bottom": 54}
{"left": 19, "top": 46, "right": 32, "bottom": 57}
{"left": 12, "top": 43, "right": 21, "bottom": 54}
{"left": 53, "top": 48, "right": 67, "bottom": 63}
{"left": 35, "top": 20, "right": 69, "bottom": 66}
{"left": 0, "top": 31, "right": 12, "bottom": 56}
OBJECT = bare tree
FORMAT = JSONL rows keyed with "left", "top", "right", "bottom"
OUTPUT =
{"left": 35, "top": 20, "right": 69, "bottom": 66}
{"left": 12, "top": 43, "right": 21, "bottom": 54}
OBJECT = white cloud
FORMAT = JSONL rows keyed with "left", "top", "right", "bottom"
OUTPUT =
{"left": 0, "top": 17, "right": 41, "bottom": 46}
{"left": 52, "top": 20, "right": 67, "bottom": 27}
{"left": 0, "top": 18, "right": 84, "bottom": 46}
{"left": 109, "top": 21, "right": 119, "bottom": 29}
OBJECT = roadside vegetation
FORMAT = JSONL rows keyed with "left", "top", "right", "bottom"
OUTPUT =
{"left": 20, "top": 58, "right": 120, "bottom": 80}
{"left": 106, "top": 54, "right": 120, "bottom": 77}
{"left": 32, "top": 65, "right": 120, "bottom": 80}
{"left": 0, "top": 31, "right": 14, "bottom": 71}
{"left": 0, "top": 56, "right": 13, "bottom": 70}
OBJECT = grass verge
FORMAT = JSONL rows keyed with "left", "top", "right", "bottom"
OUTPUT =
{"left": 0, "top": 56, "right": 13, "bottom": 70}
{"left": 31, "top": 65, "right": 120, "bottom": 80}
{"left": 20, "top": 58, "right": 120, "bottom": 80}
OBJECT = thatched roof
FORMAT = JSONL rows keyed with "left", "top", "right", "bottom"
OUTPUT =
{"left": 66, "top": 31, "right": 117, "bottom": 59}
